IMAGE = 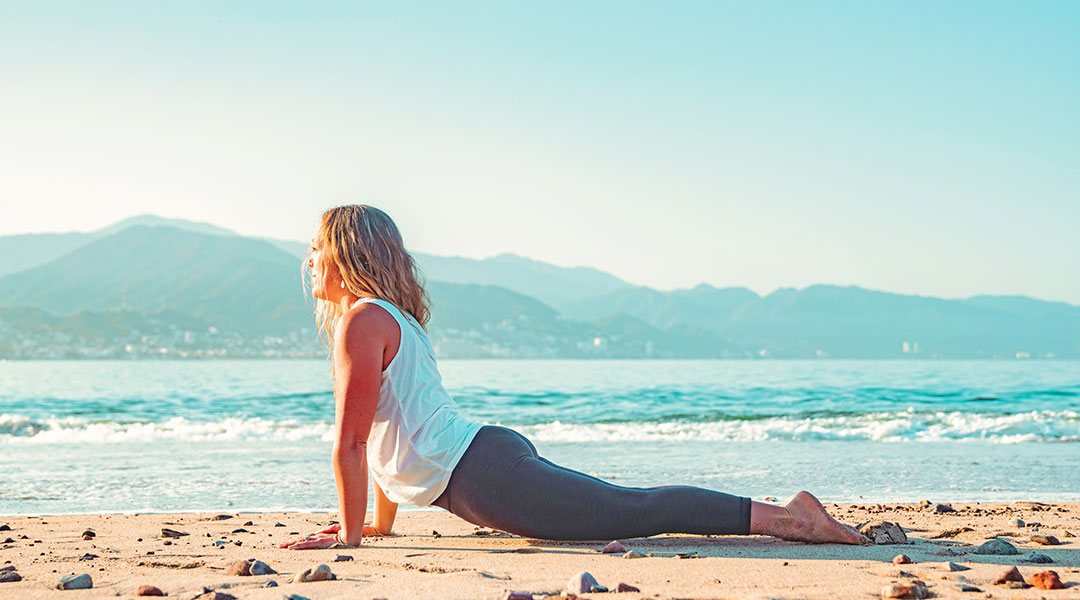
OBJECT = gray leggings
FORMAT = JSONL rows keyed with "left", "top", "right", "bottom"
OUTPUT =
{"left": 431, "top": 425, "right": 751, "bottom": 540}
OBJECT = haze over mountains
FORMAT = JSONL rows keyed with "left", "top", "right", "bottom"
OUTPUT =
{"left": 0, "top": 215, "right": 1076, "bottom": 359}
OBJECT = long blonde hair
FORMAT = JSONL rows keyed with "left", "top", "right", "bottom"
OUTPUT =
{"left": 303, "top": 205, "right": 431, "bottom": 358}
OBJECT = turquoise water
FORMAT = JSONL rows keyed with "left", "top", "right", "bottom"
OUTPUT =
{"left": 1, "top": 359, "right": 1078, "bottom": 514}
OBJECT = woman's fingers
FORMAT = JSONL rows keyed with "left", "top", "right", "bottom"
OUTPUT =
{"left": 315, "top": 523, "right": 341, "bottom": 534}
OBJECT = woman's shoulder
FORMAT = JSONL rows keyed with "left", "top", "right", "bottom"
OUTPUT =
{"left": 336, "top": 301, "right": 401, "bottom": 353}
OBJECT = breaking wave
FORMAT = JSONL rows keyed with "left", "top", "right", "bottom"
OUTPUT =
{"left": 2, "top": 409, "right": 1078, "bottom": 444}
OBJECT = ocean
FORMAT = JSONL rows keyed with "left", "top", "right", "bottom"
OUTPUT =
{"left": 1, "top": 359, "right": 1078, "bottom": 515}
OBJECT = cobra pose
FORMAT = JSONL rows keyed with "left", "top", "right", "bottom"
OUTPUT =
{"left": 280, "top": 205, "right": 868, "bottom": 550}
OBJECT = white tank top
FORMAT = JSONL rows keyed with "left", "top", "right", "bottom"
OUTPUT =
{"left": 350, "top": 297, "right": 482, "bottom": 506}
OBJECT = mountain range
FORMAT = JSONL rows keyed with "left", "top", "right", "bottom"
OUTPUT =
{"left": 0, "top": 215, "right": 1076, "bottom": 359}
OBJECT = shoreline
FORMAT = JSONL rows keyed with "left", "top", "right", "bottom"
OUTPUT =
{"left": 1, "top": 502, "right": 1077, "bottom": 599}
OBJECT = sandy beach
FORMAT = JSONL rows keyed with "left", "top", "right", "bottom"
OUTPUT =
{"left": 0, "top": 501, "right": 1077, "bottom": 599}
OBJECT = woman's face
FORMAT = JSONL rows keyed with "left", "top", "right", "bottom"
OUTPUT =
{"left": 307, "top": 232, "right": 343, "bottom": 302}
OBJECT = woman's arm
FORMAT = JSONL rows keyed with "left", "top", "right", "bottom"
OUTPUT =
{"left": 371, "top": 478, "right": 398, "bottom": 535}
{"left": 330, "top": 306, "right": 395, "bottom": 546}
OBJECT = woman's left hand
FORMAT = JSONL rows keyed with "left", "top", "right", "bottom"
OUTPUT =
{"left": 277, "top": 531, "right": 342, "bottom": 550}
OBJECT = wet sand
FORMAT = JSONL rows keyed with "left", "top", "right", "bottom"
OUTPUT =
{"left": 1, "top": 502, "right": 1078, "bottom": 599}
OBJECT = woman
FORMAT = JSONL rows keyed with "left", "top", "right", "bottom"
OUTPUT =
{"left": 280, "top": 204, "right": 868, "bottom": 549}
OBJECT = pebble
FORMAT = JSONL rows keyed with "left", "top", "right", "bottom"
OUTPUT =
{"left": 892, "top": 554, "right": 912, "bottom": 564}
{"left": 293, "top": 564, "right": 335, "bottom": 583}
{"left": 1024, "top": 552, "right": 1053, "bottom": 563}
{"left": 954, "top": 584, "right": 981, "bottom": 592}
{"left": 333, "top": 555, "right": 353, "bottom": 562}
{"left": 283, "top": 595, "right": 311, "bottom": 600}
{"left": 136, "top": 585, "right": 164, "bottom": 596}
{"left": 859, "top": 521, "right": 908, "bottom": 544}
{"left": 1, "top": 538, "right": 15, "bottom": 544}
{"left": 1030, "top": 534, "right": 1061, "bottom": 545}
{"left": 1011, "top": 518, "right": 1025, "bottom": 527}
{"left": 0, "top": 525, "right": 10, "bottom": 531}
{"left": 56, "top": 573, "right": 93, "bottom": 590}
{"left": 930, "top": 547, "right": 959, "bottom": 556}
{"left": 432, "top": 530, "right": 441, "bottom": 538}
{"left": 616, "top": 583, "right": 640, "bottom": 592}
{"left": 972, "top": 538, "right": 1019, "bottom": 555}
{"left": 566, "top": 571, "right": 600, "bottom": 594}
{"left": 0, "top": 570, "right": 22, "bottom": 583}
{"left": 80, "top": 529, "right": 96, "bottom": 538}
{"left": 193, "top": 591, "right": 236, "bottom": 600}
{"left": 601, "top": 540, "right": 626, "bottom": 554}
{"left": 160, "top": 528, "right": 188, "bottom": 538}
{"left": 623, "top": 550, "right": 645, "bottom": 559}
{"left": 879, "top": 582, "right": 928, "bottom": 599}
{"left": 243, "top": 521, "right": 253, "bottom": 526}
{"left": 945, "top": 562, "right": 969, "bottom": 571}
{"left": 230, "top": 528, "right": 248, "bottom": 534}
{"left": 210, "top": 514, "right": 233, "bottom": 520}
{"left": 264, "top": 580, "right": 278, "bottom": 587}
{"left": 992, "top": 566, "right": 1026, "bottom": 585}
{"left": 1029, "top": 570, "right": 1063, "bottom": 590}
{"left": 79, "top": 553, "right": 99, "bottom": 561}
{"left": 225, "top": 558, "right": 276, "bottom": 576}
{"left": 274, "top": 522, "right": 286, "bottom": 527}
{"left": 932, "top": 503, "right": 955, "bottom": 513}
{"left": 502, "top": 592, "right": 533, "bottom": 600}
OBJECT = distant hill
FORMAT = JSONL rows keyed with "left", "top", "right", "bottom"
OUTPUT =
{"left": 1, "top": 214, "right": 1077, "bottom": 358}
{"left": 0, "top": 225, "right": 312, "bottom": 335}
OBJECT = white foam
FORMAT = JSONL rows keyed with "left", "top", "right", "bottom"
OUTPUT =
{"left": 0, "top": 413, "right": 335, "bottom": 444}
{"left": 508, "top": 410, "right": 1080, "bottom": 444}
{"left": 2, "top": 410, "right": 1077, "bottom": 445}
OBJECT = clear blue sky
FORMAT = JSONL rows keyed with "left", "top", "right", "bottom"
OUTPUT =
{"left": 2, "top": 1, "right": 1078, "bottom": 303}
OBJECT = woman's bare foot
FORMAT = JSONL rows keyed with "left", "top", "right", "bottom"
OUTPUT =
{"left": 757, "top": 491, "right": 869, "bottom": 544}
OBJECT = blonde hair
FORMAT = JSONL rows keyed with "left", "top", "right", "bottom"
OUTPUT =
{"left": 303, "top": 204, "right": 431, "bottom": 358}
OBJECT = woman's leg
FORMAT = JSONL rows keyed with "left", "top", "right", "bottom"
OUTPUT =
{"left": 433, "top": 425, "right": 751, "bottom": 540}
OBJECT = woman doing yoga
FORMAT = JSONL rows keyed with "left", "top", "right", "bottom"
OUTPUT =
{"left": 280, "top": 205, "right": 868, "bottom": 549}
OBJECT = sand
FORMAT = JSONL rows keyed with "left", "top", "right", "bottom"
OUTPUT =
{"left": 1, "top": 502, "right": 1078, "bottom": 599}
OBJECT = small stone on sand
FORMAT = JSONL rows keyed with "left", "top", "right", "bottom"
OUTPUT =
{"left": 954, "top": 584, "right": 981, "bottom": 592}
{"left": 136, "top": 585, "right": 164, "bottom": 596}
{"left": 879, "top": 582, "right": 928, "bottom": 599}
{"left": 0, "top": 571, "right": 22, "bottom": 583}
{"left": 945, "top": 562, "right": 969, "bottom": 571}
{"left": 0, "top": 525, "right": 10, "bottom": 531}
{"left": 1023, "top": 552, "right": 1053, "bottom": 563}
{"left": 160, "top": 528, "right": 188, "bottom": 538}
{"left": 892, "top": 554, "right": 912, "bottom": 564}
{"left": 1030, "top": 534, "right": 1060, "bottom": 545}
{"left": 333, "top": 555, "right": 353, "bottom": 562}
{"left": 566, "top": 571, "right": 600, "bottom": 594}
{"left": 1029, "top": 570, "right": 1063, "bottom": 590}
{"left": 225, "top": 558, "right": 276, "bottom": 576}
{"left": 193, "top": 592, "right": 236, "bottom": 600}
{"left": 601, "top": 540, "right": 626, "bottom": 553}
{"left": 502, "top": 592, "right": 533, "bottom": 600}
{"left": 616, "top": 583, "right": 640, "bottom": 592}
{"left": 283, "top": 595, "right": 310, "bottom": 600}
{"left": 992, "top": 566, "right": 1025, "bottom": 585}
{"left": 210, "top": 514, "right": 233, "bottom": 520}
{"left": 973, "top": 538, "right": 1018, "bottom": 555}
{"left": 932, "top": 503, "right": 955, "bottom": 513}
{"left": 293, "top": 564, "right": 335, "bottom": 583}
{"left": 56, "top": 573, "right": 93, "bottom": 590}
{"left": 1011, "top": 518, "right": 1025, "bottom": 527}
{"left": 80, "top": 529, "right": 95, "bottom": 538}
{"left": 859, "top": 521, "right": 908, "bottom": 544}
{"left": 623, "top": 550, "right": 644, "bottom": 559}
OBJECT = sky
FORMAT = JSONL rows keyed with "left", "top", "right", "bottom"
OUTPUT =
{"left": 1, "top": 1, "right": 1078, "bottom": 304}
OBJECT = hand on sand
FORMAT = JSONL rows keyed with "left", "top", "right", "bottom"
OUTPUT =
{"left": 774, "top": 491, "right": 870, "bottom": 545}
{"left": 277, "top": 523, "right": 383, "bottom": 549}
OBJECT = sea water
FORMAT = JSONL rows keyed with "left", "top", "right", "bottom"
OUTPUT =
{"left": 1, "top": 359, "right": 1077, "bottom": 515}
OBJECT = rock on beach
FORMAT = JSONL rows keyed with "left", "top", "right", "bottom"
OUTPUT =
{"left": 56, "top": 573, "right": 93, "bottom": 590}
{"left": 859, "top": 521, "right": 908, "bottom": 544}
{"left": 136, "top": 585, "right": 164, "bottom": 596}
{"left": 992, "top": 566, "right": 1026, "bottom": 586}
{"left": 566, "top": 571, "right": 600, "bottom": 594}
{"left": 601, "top": 540, "right": 626, "bottom": 553}
{"left": 293, "top": 564, "right": 335, "bottom": 583}
{"left": 972, "top": 538, "right": 1019, "bottom": 555}
{"left": 880, "top": 582, "right": 929, "bottom": 599}
{"left": 1030, "top": 570, "right": 1064, "bottom": 590}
